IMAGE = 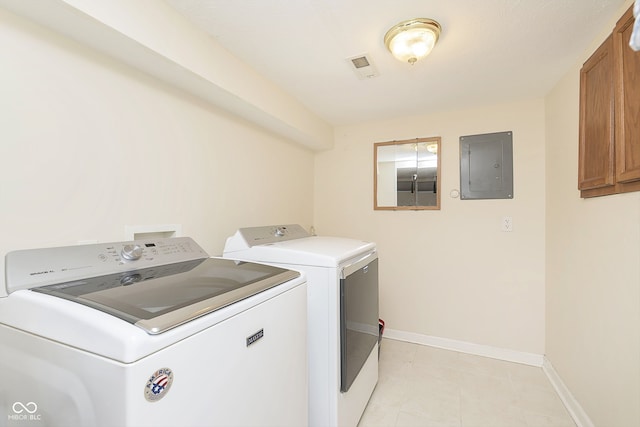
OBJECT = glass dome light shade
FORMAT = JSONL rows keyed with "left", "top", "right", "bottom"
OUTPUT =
{"left": 384, "top": 19, "right": 441, "bottom": 65}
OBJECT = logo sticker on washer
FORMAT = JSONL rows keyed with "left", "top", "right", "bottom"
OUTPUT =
{"left": 144, "top": 368, "right": 174, "bottom": 402}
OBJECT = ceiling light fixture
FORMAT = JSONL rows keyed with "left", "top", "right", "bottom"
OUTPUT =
{"left": 384, "top": 18, "right": 441, "bottom": 65}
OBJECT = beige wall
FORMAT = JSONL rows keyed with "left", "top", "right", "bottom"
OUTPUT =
{"left": 544, "top": 2, "right": 640, "bottom": 425}
{"left": 314, "top": 99, "right": 546, "bottom": 354}
{"left": 0, "top": 8, "right": 314, "bottom": 278}
{"left": 3, "top": 1, "right": 638, "bottom": 424}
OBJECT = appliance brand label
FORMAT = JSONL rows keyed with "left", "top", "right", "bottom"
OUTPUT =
{"left": 29, "top": 270, "right": 54, "bottom": 276}
{"left": 144, "top": 368, "right": 174, "bottom": 402}
{"left": 246, "top": 328, "right": 264, "bottom": 347}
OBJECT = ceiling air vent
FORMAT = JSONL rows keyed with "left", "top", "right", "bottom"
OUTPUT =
{"left": 346, "top": 54, "right": 379, "bottom": 80}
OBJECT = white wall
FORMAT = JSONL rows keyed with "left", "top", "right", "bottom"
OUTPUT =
{"left": 544, "top": 2, "right": 640, "bottom": 425}
{"left": 0, "top": 8, "right": 314, "bottom": 275}
{"left": 314, "top": 99, "right": 546, "bottom": 355}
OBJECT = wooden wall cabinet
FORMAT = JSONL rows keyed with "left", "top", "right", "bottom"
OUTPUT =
{"left": 579, "top": 6, "right": 640, "bottom": 198}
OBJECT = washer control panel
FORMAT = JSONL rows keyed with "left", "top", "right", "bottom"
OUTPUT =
{"left": 226, "top": 224, "right": 311, "bottom": 249}
{"left": 4, "top": 237, "right": 209, "bottom": 294}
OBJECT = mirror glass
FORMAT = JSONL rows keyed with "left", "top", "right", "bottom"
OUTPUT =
{"left": 374, "top": 137, "right": 441, "bottom": 210}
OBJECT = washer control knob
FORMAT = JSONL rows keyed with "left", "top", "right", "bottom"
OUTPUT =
{"left": 274, "top": 226, "right": 287, "bottom": 237}
{"left": 121, "top": 244, "right": 143, "bottom": 261}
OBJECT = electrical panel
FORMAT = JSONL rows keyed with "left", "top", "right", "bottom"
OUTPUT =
{"left": 460, "top": 131, "right": 513, "bottom": 200}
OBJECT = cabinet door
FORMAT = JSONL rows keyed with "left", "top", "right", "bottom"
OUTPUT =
{"left": 579, "top": 35, "right": 615, "bottom": 191}
{"left": 614, "top": 7, "right": 640, "bottom": 184}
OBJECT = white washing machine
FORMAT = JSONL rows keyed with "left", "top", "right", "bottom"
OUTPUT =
{"left": 0, "top": 237, "right": 307, "bottom": 427}
{"left": 223, "top": 225, "right": 379, "bottom": 427}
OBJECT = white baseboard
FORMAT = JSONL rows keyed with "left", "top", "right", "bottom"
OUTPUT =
{"left": 383, "top": 327, "right": 544, "bottom": 366}
{"left": 542, "top": 357, "right": 594, "bottom": 427}
{"left": 382, "top": 328, "right": 594, "bottom": 427}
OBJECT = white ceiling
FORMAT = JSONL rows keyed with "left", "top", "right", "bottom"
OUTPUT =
{"left": 165, "top": 0, "right": 627, "bottom": 127}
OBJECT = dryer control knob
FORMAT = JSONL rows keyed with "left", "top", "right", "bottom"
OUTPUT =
{"left": 274, "top": 226, "right": 287, "bottom": 237}
{"left": 121, "top": 244, "right": 143, "bottom": 261}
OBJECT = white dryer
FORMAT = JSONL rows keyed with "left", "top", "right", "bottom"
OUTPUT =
{"left": 224, "top": 225, "right": 379, "bottom": 427}
{"left": 0, "top": 237, "right": 307, "bottom": 427}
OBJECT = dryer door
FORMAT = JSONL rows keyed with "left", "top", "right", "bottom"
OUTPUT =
{"left": 339, "top": 252, "right": 379, "bottom": 392}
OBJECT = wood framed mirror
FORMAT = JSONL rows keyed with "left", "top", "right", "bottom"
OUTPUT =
{"left": 374, "top": 137, "right": 441, "bottom": 210}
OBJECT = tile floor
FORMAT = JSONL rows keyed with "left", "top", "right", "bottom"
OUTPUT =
{"left": 358, "top": 338, "right": 575, "bottom": 427}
